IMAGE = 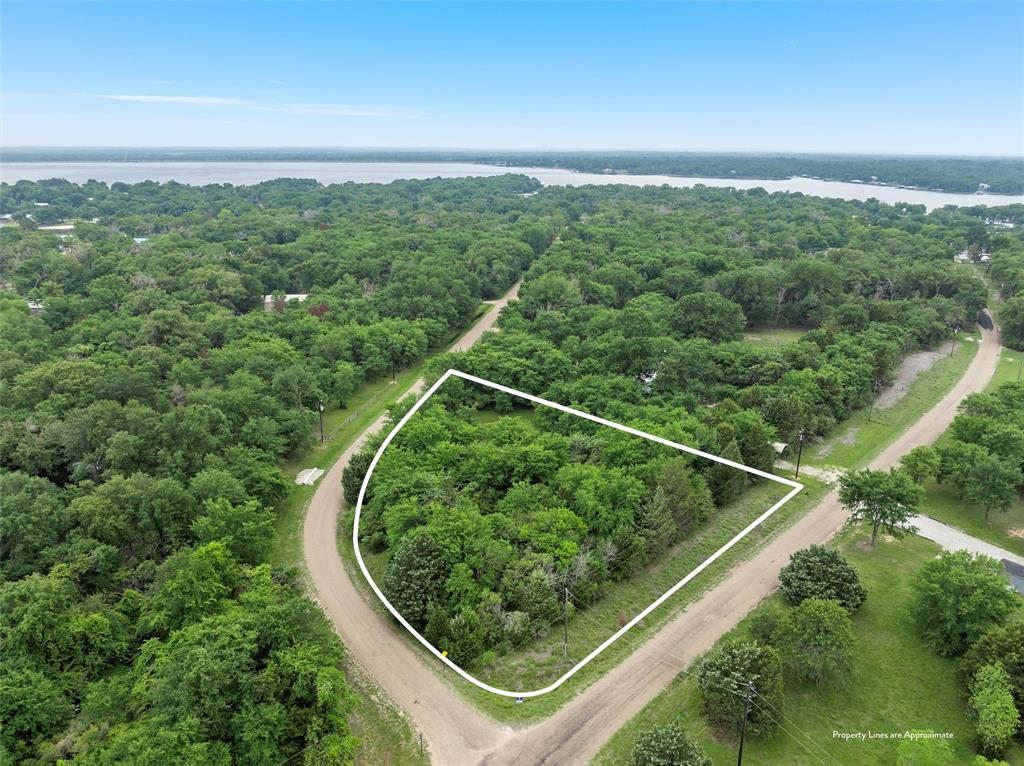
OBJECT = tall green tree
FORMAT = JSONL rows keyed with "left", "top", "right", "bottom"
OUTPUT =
{"left": 912, "top": 551, "right": 1018, "bottom": 657}
{"left": 839, "top": 468, "right": 922, "bottom": 547}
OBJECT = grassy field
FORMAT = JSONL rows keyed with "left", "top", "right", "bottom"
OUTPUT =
{"left": 593, "top": 530, "right": 1024, "bottom": 766}
{"left": 912, "top": 343, "right": 1024, "bottom": 558}
{"left": 346, "top": 662, "right": 429, "bottom": 766}
{"left": 986, "top": 345, "right": 1023, "bottom": 393}
{"left": 919, "top": 480, "right": 1024, "bottom": 558}
{"left": 743, "top": 326, "right": 808, "bottom": 346}
{"left": 339, "top": 476, "right": 828, "bottom": 723}
{"left": 807, "top": 333, "right": 979, "bottom": 469}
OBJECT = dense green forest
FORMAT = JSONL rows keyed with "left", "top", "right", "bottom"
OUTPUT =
{"left": 0, "top": 176, "right": 544, "bottom": 765}
{"left": 1, "top": 175, "right": 1022, "bottom": 763}
{"left": 357, "top": 396, "right": 763, "bottom": 668}
{"left": 344, "top": 182, "right": 1021, "bottom": 676}
{"left": 4, "top": 147, "right": 1023, "bottom": 194}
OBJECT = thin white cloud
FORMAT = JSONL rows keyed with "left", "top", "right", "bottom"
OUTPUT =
{"left": 101, "top": 94, "right": 247, "bottom": 105}
{"left": 91, "top": 94, "right": 424, "bottom": 118}
{"left": 267, "top": 103, "right": 427, "bottom": 119}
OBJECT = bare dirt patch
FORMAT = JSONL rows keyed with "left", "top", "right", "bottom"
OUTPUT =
{"left": 875, "top": 342, "right": 954, "bottom": 410}
{"left": 1008, "top": 528, "right": 1024, "bottom": 539}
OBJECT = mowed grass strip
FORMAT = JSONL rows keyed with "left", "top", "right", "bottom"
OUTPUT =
{"left": 593, "top": 530, "right": 1024, "bottom": 766}
{"left": 917, "top": 479, "right": 1024, "bottom": 559}
{"left": 341, "top": 477, "right": 826, "bottom": 723}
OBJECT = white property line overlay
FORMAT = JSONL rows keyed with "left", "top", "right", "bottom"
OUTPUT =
{"left": 352, "top": 368, "right": 803, "bottom": 698}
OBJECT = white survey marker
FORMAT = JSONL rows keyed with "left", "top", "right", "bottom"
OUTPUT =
{"left": 352, "top": 368, "right": 804, "bottom": 698}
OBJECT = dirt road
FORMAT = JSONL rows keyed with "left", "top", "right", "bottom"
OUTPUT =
{"left": 304, "top": 303, "right": 1000, "bottom": 765}
{"left": 304, "top": 283, "right": 520, "bottom": 764}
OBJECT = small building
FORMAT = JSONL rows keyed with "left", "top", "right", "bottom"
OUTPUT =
{"left": 133, "top": 236, "right": 149, "bottom": 244}
{"left": 954, "top": 251, "right": 972, "bottom": 264}
{"left": 637, "top": 371, "right": 657, "bottom": 395}
{"left": 26, "top": 299, "right": 45, "bottom": 316}
{"left": 264, "top": 293, "right": 310, "bottom": 312}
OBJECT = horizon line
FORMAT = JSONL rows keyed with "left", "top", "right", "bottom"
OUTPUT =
{"left": 3, "top": 146, "right": 1022, "bottom": 161}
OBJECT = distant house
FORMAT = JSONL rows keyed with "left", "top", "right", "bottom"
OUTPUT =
{"left": 954, "top": 251, "right": 972, "bottom": 264}
{"left": 264, "top": 293, "right": 310, "bottom": 312}
{"left": 133, "top": 236, "right": 149, "bottom": 244}
{"left": 26, "top": 299, "right": 45, "bottom": 316}
{"left": 979, "top": 255, "right": 991, "bottom": 264}
{"left": 637, "top": 371, "right": 657, "bottom": 395}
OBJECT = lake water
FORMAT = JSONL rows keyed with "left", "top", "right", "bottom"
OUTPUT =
{"left": 3, "top": 161, "right": 1022, "bottom": 211}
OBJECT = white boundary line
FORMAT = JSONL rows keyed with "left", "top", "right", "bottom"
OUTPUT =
{"left": 352, "top": 368, "right": 803, "bottom": 698}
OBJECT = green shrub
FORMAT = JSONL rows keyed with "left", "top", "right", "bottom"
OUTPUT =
{"left": 697, "top": 641, "right": 783, "bottom": 738}
{"left": 778, "top": 545, "right": 867, "bottom": 612}
{"left": 776, "top": 598, "right": 854, "bottom": 683}
{"left": 628, "top": 721, "right": 711, "bottom": 766}
{"left": 912, "top": 551, "right": 1018, "bottom": 657}
{"left": 969, "top": 664, "right": 1020, "bottom": 758}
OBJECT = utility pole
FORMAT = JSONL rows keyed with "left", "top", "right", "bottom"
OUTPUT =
{"left": 949, "top": 325, "right": 959, "bottom": 357}
{"left": 1017, "top": 352, "right": 1023, "bottom": 383}
{"left": 794, "top": 429, "right": 806, "bottom": 479}
{"left": 867, "top": 378, "right": 882, "bottom": 423}
{"left": 737, "top": 682, "right": 755, "bottom": 766}
{"left": 563, "top": 586, "right": 569, "bottom": 658}
{"left": 318, "top": 399, "right": 325, "bottom": 443}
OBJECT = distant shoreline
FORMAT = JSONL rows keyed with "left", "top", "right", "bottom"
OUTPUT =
{"left": 3, "top": 151, "right": 1022, "bottom": 196}
{"left": 10, "top": 158, "right": 1012, "bottom": 197}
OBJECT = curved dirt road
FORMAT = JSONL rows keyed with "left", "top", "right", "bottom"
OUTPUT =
{"left": 304, "top": 283, "right": 520, "bottom": 764}
{"left": 304, "top": 303, "right": 1001, "bottom": 765}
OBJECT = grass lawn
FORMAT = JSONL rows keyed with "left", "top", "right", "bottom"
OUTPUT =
{"left": 743, "top": 326, "right": 808, "bottom": 346}
{"left": 916, "top": 477, "right": 1024, "bottom": 561}
{"left": 339, "top": 476, "right": 829, "bottom": 724}
{"left": 593, "top": 529, "right": 1024, "bottom": 766}
{"left": 986, "top": 345, "right": 1024, "bottom": 393}
{"left": 346, "top": 662, "right": 429, "bottom": 766}
{"left": 333, "top": 330, "right": 990, "bottom": 724}
{"left": 807, "top": 333, "right": 979, "bottom": 469}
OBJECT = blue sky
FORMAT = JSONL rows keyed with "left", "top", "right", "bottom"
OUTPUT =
{"left": 3, "top": 2, "right": 1022, "bottom": 155}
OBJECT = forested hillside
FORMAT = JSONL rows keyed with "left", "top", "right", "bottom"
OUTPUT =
{"left": 1, "top": 176, "right": 1021, "bottom": 762}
